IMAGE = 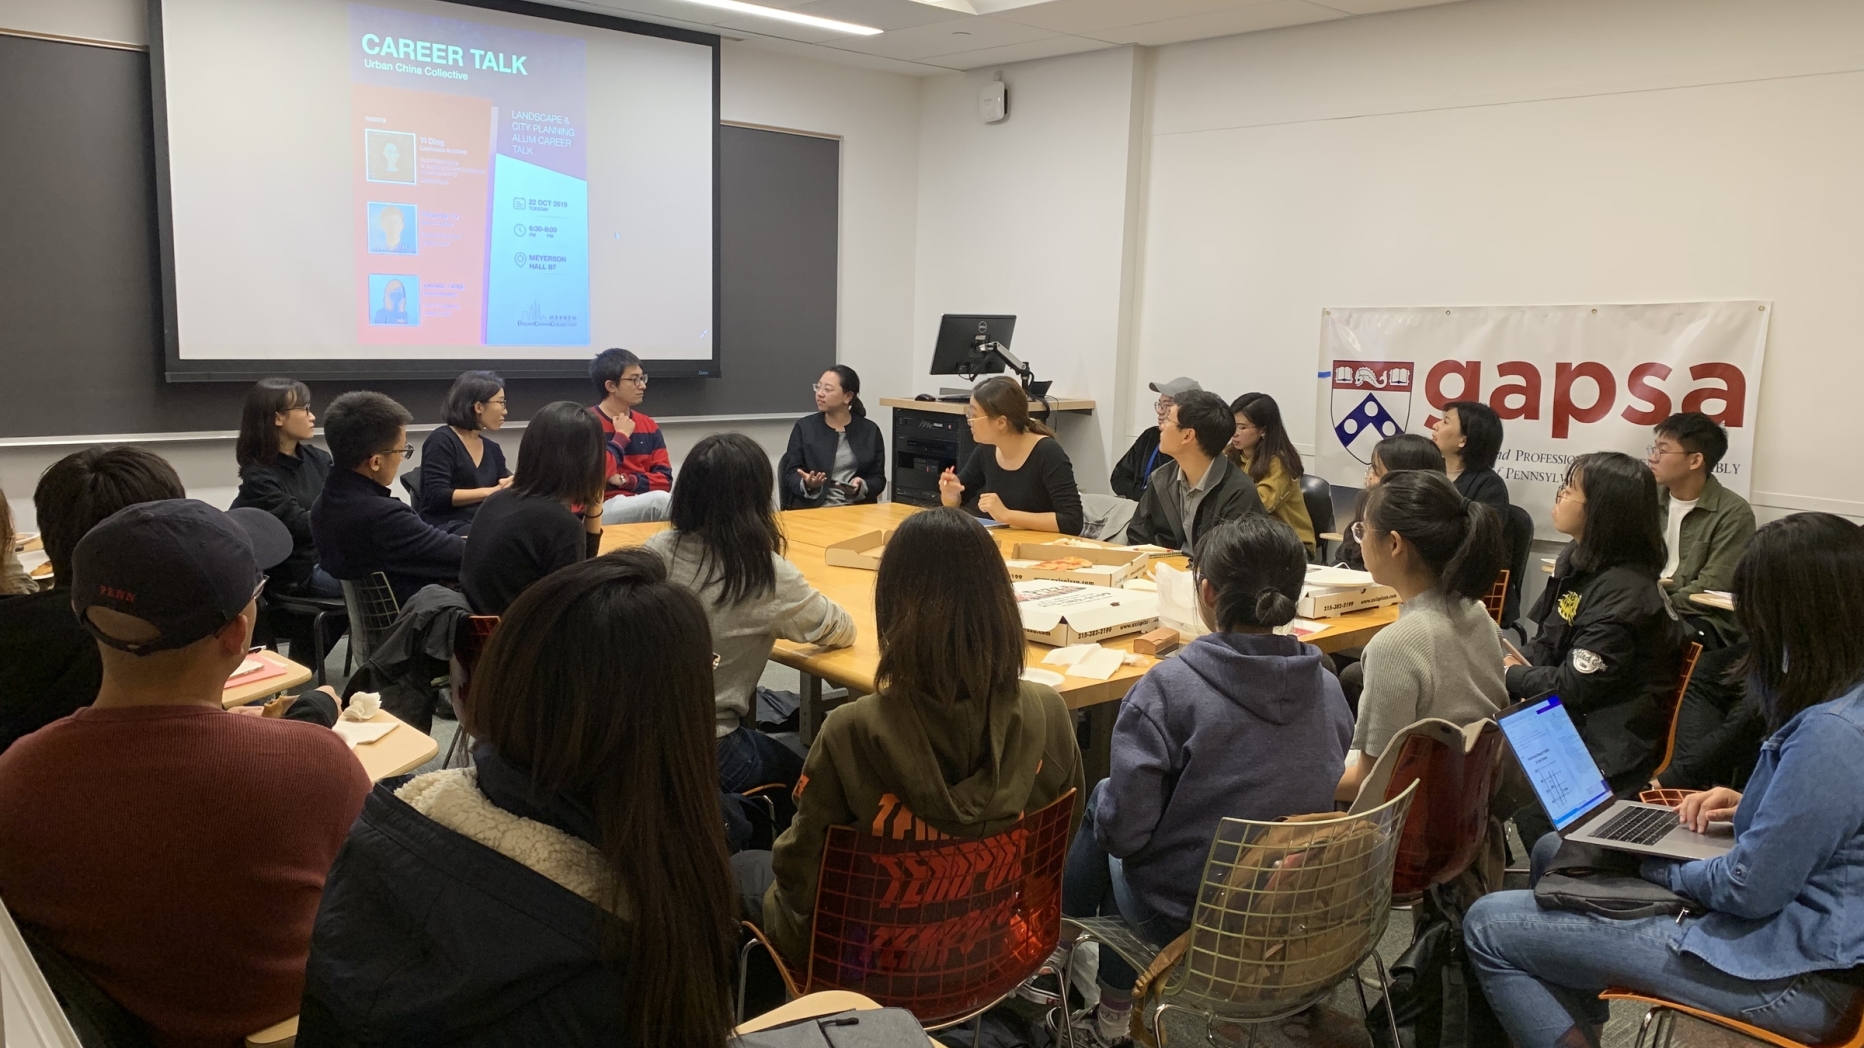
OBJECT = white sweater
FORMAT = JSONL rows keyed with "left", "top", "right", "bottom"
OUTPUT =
{"left": 645, "top": 530, "right": 857, "bottom": 738}
{"left": 1352, "top": 587, "right": 1509, "bottom": 757}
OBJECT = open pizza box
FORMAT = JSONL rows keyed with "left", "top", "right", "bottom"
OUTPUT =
{"left": 1297, "top": 564, "right": 1400, "bottom": 618}
{"left": 1004, "top": 543, "right": 1151, "bottom": 587}
{"left": 1015, "top": 579, "right": 1160, "bottom": 646}
{"left": 823, "top": 530, "right": 892, "bottom": 571}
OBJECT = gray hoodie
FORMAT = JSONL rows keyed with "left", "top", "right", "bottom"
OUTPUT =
{"left": 1096, "top": 631, "right": 1353, "bottom": 925}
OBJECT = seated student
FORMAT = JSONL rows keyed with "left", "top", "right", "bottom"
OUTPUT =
{"left": 0, "top": 446, "right": 184, "bottom": 754}
{"left": 232, "top": 378, "right": 338, "bottom": 598}
{"left": 0, "top": 490, "right": 35, "bottom": 596}
{"left": 748, "top": 508, "right": 1084, "bottom": 962}
{"left": 1336, "top": 433, "right": 1445, "bottom": 570}
{"left": 300, "top": 552, "right": 740, "bottom": 1047}
{"left": 1432, "top": 400, "right": 1510, "bottom": 512}
{"left": 417, "top": 370, "right": 512, "bottom": 533}
{"left": 0, "top": 499, "right": 371, "bottom": 1048}
{"left": 1505, "top": 451, "right": 1687, "bottom": 844}
{"left": 1124, "top": 389, "right": 1263, "bottom": 549}
{"left": 1063, "top": 515, "right": 1351, "bottom": 1044}
{"left": 1648, "top": 411, "right": 1755, "bottom": 646}
{"left": 1465, "top": 513, "right": 1864, "bottom": 1048}
{"left": 1336, "top": 471, "right": 1508, "bottom": 800}
{"left": 647, "top": 433, "right": 855, "bottom": 794}
{"left": 938, "top": 376, "right": 1085, "bottom": 535}
{"left": 1227, "top": 392, "right": 1315, "bottom": 551}
{"left": 778, "top": 365, "right": 886, "bottom": 509}
{"left": 461, "top": 401, "right": 606, "bottom": 616}
{"left": 311, "top": 391, "right": 467, "bottom": 606}
{"left": 588, "top": 347, "right": 672, "bottom": 524}
{"left": 1111, "top": 376, "right": 1202, "bottom": 501}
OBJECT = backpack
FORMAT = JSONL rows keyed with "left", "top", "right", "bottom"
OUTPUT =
{"left": 1367, "top": 886, "right": 1507, "bottom": 1048}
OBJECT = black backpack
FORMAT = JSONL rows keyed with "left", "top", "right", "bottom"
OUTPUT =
{"left": 1367, "top": 887, "right": 1509, "bottom": 1048}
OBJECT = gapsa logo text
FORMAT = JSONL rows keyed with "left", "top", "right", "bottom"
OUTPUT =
{"left": 1421, "top": 360, "right": 1746, "bottom": 438}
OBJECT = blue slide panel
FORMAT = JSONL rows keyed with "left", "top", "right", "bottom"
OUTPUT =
{"left": 486, "top": 154, "right": 589, "bottom": 345}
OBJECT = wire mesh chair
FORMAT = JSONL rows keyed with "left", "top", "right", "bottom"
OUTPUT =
{"left": 1650, "top": 641, "right": 1705, "bottom": 779}
{"left": 442, "top": 615, "right": 499, "bottom": 768}
{"left": 338, "top": 572, "right": 400, "bottom": 667}
{"left": 1065, "top": 782, "right": 1417, "bottom": 1047}
{"left": 1481, "top": 569, "right": 1510, "bottom": 625}
{"left": 740, "top": 789, "right": 1076, "bottom": 1037}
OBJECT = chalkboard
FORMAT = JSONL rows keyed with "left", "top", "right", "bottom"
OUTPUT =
{"left": 0, "top": 32, "right": 837, "bottom": 438}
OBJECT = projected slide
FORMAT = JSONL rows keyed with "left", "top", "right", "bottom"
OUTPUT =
{"left": 350, "top": 3, "right": 590, "bottom": 346}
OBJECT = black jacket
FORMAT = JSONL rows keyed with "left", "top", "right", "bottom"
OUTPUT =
{"left": 311, "top": 469, "right": 467, "bottom": 606}
{"left": 1506, "top": 547, "right": 1688, "bottom": 779}
{"left": 1453, "top": 468, "right": 1510, "bottom": 514}
{"left": 0, "top": 587, "right": 99, "bottom": 754}
{"left": 232, "top": 444, "right": 334, "bottom": 591}
{"left": 1110, "top": 428, "right": 1164, "bottom": 501}
{"left": 777, "top": 413, "right": 886, "bottom": 509}
{"left": 462, "top": 491, "right": 599, "bottom": 615}
{"left": 417, "top": 427, "right": 509, "bottom": 532}
{"left": 1125, "top": 455, "right": 1265, "bottom": 550}
{"left": 297, "top": 785, "right": 625, "bottom": 1048}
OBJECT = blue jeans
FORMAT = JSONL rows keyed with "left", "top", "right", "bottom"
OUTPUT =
{"left": 1465, "top": 834, "right": 1859, "bottom": 1048}
{"left": 717, "top": 725, "right": 803, "bottom": 796}
{"left": 1062, "top": 780, "right": 1187, "bottom": 998}
{"left": 602, "top": 489, "right": 670, "bottom": 523}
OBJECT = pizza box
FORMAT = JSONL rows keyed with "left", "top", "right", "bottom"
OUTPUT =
{"left": 823, "top": 530, "right": 892, "bottom": 571}
{"left": 1004, "top": 543, "right": 1150, "bottom": 586}
{"left": 1297, "top": 564, "right": 1399, "bottom": 618}
{"left": 1014, "top": 579, "right": 1159, "bottom": 646}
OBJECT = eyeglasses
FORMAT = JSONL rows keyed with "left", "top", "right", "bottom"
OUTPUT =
{"left": 811, "top": 383, "right": 843, "bottom": 395}
{"left": 964, "top": 407, "right": 981, "bottom": 420}
{"left": 1350, "top": 520, "right": 1375, "bottom": 543}
{"left": 1555, "top": 484, "right": 1586, "bottom": 504}
{"left": 620, "top": 373, "right": 650, "bottom": 387}
{"left": 1646, "top": 444, "right": 1687, "bottom": 459}
{"left": 380, "top": 444, "right": 413, "bottom": 459}
{"left": 486, "top": 397, "right": 507, "bottom": 407}
{"left": 1154, "top": 397, "right": 1174, "bottom": 413}
{"left": 711, "top": 652, "right": 722, "bottom": 669}
{"left": 1233, "top": 422, "right": 1258, "bottom": 434}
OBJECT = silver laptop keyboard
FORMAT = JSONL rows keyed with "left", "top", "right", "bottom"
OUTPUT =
{"left": 1592, "top": 805, "right": 1677, "bottom": 846}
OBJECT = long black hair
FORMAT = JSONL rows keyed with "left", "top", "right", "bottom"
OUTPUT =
{"left": 826, "top": 364, "right": 866, "bottom": 419}
{"left": 1372, "top": 433, "right": 1445, "bottom": 475}
{"left": 874, "top": 507, "right": 1025, "bottom": 720}
{"left": 235, "top": 378, "right": 311, "bottom": 468}
{"left": 1364, "top": 470, "right": 1505, "bottom": 602}
{"left": 1229, "top": 392, "right": 1303, "bottom": 483}
{"left": 511, "top": 401, "right": 606, "bottom": 506}
{"left": 1191, "top": 515, "right": 1306, "bottom": 631}
{"left": 465, "top": 551, "right": 735, "bottom": 1048}
{"left": 666, "top": 433, "right": 783, "bottom": 603}
{"left": 1563, "top": 451, "right": 1665, "bottom": 576}
{"left": 1735, "top": 513, "right": 1864, "bottom": 729}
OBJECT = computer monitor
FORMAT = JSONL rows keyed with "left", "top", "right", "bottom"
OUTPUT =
{"left": 929, "top": 314, "right": 1016, "bottom": 376}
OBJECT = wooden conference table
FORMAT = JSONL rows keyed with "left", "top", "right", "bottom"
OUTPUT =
{"left": 219, "top": 650, "right": 439, "bottom": 780}
{"left": 602, "top": 503, "right": 1399, "bottom": 775}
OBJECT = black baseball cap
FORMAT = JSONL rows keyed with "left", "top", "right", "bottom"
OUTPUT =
{"left": 71, "top": 499, "right": 293, "bottom": 655}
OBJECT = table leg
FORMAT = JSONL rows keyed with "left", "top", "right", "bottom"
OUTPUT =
{"left": 799, "top": 673, "right": 825, "bottom": 746}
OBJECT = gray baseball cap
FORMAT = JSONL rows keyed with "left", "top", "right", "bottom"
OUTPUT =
{"left": 1148, "top": 377, "right": 1202, "bottom": 398}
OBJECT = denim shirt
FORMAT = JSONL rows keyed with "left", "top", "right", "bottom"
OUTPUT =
{"left": 1646, "top": 683, "right": 1864, "bottom": 981}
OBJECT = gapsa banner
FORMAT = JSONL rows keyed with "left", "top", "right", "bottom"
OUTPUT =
{"left": 1313, "top": 302, "right": 1770, "bottom": 537}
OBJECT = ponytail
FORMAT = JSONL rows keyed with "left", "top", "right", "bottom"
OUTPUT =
{"left": 850, "top": 395, "right": 866, "bottom": 419}
{"left": 829, "top": 364, "right": 866, "bottom": 419}
{"left": 1190, "top": 515, "right": 1307, "bottom": 631}
{"left": 972, "top": 375, "right": 1055, "bottom": 437}
{"left": 1365, "top": 471, "right": 1505, "bottom": 603}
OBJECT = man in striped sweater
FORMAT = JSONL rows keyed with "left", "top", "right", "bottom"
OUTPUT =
{"left": 588, "top": 347, "right": 672, "bottom": 524}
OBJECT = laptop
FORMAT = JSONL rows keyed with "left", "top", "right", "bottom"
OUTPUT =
{"left": 1497, "top": 692, "right": 1734, "bottom": 861}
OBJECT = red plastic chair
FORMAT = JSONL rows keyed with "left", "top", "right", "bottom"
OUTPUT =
{"left": 743, "top": 789, "right": 1076, "bottom": 1034}
{"left": 1651, "top": 641, "right": 1705, "bottom": 780}
{"left": 1350, "top": 718, "right": 1505, "bottom": 899}
{"left": 443, "top": 615, "right": 500, "bottom": 766}
{"left": 1481, "top": 569, "right": 1510, "bottom": 625}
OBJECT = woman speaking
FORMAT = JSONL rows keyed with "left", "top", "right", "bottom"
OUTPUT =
{"left": 777, "top": 365, "right": 886, "bottom": 509}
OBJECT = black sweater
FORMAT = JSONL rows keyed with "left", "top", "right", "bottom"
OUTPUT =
{"left": 232, "top": 443, "right": 333, "bottom": 591}
{"left": 417, "top": 427, "right": 509, "bottom": 532}
{"left": 0, "top": 587, "right": 99, "bottom": 754}
{"left": 311, "top": 469, "right": 467, "bottom": 606}
{"left": 461, "top": 490, "right": 599, "bottom": 615}
{"left": 956, "top": 437, "right": 1085, "bottom": 536}
{"left": 776, "top": 412, "right": 887, "bottom": 509}
{"left": 1110, "top": 427, "right": 1165, "bottom": 501}
{"left": 1453, "top": 467, "right": 1510, "bottom": 514}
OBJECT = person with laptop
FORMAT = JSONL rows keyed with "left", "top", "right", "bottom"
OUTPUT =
{"left": 1466, "top": 513, "right": 1864, "bottom": 1048}
{"left": 1504, "top": 451, "right": 1688, "bottom": 845}
{"left": 1123, "top": 390, "right": 1264, "bottom": 550}
{"left": 1110, "top": 376, "right": 1202, "bottom": 501}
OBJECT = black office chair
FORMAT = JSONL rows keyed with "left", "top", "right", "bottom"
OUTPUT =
{"left": 398, "top": 470, "right": 421, "bottom": 506}
{"left": 339, "top": 571, "right": 402, "bottom": 667}
{"left": 16, "top": 910, "right": 158, "bottom": 1048}
{"left": 262, "top": 591, "right": 348, "bottom": 686}
{"left": 1502, "top": 504, "right": 1534, "bottom": 638}
{"left": 1300, "top": 474, "right": 1335, "bottom": 563}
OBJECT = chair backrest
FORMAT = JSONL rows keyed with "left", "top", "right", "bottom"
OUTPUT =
{"left": 1651, "top": 641, "right": 1705, "bottom": 778}
{"left": 802, "top": 790, "right": 1076, "bottom": 1027}
{"left": 9, "top": 902, "right": 154, "bottom": 1048}
{"left": 1299, "top": 475, "right": 1335, "bottom": 539}
{"left": 339, "top": 572, "right": 401, "bottom": 666}
{"left": 1165, "top": 783, "right": 1416, "bottom": 1020}
{"left": 1078, "top": 493, "right": 1137, "bottom": 543}
{"left": 397, "top": 471, "right": 420, "bottom": 503}
{"left": 1481, "top": 569, "right": 1509, "bottom": 625}
{"left": 1502, "top": 505, "right": 1534, "bottom": 627}
{"left": 1352, "top": 718, "right": 1505, "bottom": 897}
{"left": 447, "top": 615, "right": 501, "bottom": 722}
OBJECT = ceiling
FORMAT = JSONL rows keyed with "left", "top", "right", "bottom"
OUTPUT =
{"left": 531, "top": 0, "right": 1469, "bottom": 75}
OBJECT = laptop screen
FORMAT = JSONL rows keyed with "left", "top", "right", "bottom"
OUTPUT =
{"left": 1497, "top": 694, "right": 1614, "bottom": 831}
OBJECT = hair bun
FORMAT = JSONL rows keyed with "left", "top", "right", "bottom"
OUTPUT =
{"left": 1254, "top": 586, "right": 1298, "bottom": 628}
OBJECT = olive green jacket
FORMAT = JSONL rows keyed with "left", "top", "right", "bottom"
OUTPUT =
{"left": 1660, "top": 475, "right": 1755, "bottom": 643}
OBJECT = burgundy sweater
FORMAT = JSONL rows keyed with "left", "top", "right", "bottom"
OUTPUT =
{"left": 0, "top": 705, "right": 371, "bottom": 1048}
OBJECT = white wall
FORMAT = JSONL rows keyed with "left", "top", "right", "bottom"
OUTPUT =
{"left": 1132, "top": 0, "right": 1864, "bottom": 522}
{"left": 911, "top": 46, "right": 1146, "bottom": 491}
